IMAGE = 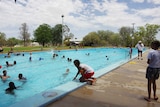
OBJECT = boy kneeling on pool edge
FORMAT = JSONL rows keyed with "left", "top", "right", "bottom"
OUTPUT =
{"left": 73, "top": 59, "right": 96, "bottom": 85}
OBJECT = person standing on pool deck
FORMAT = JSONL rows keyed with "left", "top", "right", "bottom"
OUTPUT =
{"left": 73, "top": 59, "right": 96, "bottom": 85}
{"left": 135, "top": 40, "right": 144, "bottom": 60}
{"left": 144, "top": 40, "right": 160, "bottom": 102}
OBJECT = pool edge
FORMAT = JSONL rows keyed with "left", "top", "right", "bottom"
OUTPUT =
{"left": 9, "top": 50, "right": 145, "bottom": 107}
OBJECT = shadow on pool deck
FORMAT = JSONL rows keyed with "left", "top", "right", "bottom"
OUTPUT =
{"left": 47, "top": 51, "right": 160, "bottom": 107}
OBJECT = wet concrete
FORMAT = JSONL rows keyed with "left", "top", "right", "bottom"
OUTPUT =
{"left": 47, "top": 51, "right": 160, "bottom": 107}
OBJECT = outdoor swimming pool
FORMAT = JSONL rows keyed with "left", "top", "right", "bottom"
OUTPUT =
{"left": 0, "top": 47, "right": 139, "bottom": 107}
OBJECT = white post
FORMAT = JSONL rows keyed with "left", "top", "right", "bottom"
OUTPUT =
{"left": 132, "top": 23, "right": 135, "bottom": 47}
{"left": 61, "top": 15, "right": 64, "bottom": 46}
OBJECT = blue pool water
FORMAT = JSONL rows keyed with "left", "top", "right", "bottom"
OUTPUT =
{"left": 0, "top": 47, "right": 138, "bottom": 107}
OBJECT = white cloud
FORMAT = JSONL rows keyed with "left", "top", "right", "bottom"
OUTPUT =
{"left": 136, "top": 7, "right": 160, "bottom": 17}
{"left": 0, "top": 0, "right": 159, "bottom": 39}
{"left": 147, "top": 0, "right": 160, "bottom": 4}
{"left": 132, "top": 0, "right": 144, "bottom": 3}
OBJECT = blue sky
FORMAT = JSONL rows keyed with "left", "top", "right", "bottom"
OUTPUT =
{"left": 0, "top": 0, "right": 160, "bottom": 40}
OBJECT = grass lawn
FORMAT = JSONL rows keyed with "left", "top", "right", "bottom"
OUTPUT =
{"left": 0, "top": 46, "right": 93, "bottom": 54}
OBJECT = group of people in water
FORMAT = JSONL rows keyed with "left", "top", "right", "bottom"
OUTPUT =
{"left": 0, "top": 49, "right": 27, "bottom": 95}
{"left": 2, "top": 46, "right": 139, "bottom": 96}
{"left": 6, "top": 61, "right": 16, "bottom": 67}
{"left": 0, "top": 48, "right": 97, "bottom": 96}
{"left": 0, "top": 69, "right": 26, "bottom": 94}
{"left": 0, "top": 70, "right": 26, "bottom": 81}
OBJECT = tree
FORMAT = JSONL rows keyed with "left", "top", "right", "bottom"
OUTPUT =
{"left": 64, "top": 33, "right": 74, "bottom": 46}
{"left": 51, "top": 24, "right": 63, "bottom": 45}
{"left": 63, "top": 25, "right": 70, "bottom": 38}
{"left": 19, "top": 23, "right": 30, "bottom": 46}
{"left": 137, "top": 24, "right": 160, "bottom": 46}
{"left": 68, "top": 33, "right": 74, "bottom": 40}
{"left": 51, "top": 24, "right": 73, "bottom": 46}
{"left": 119, "top": 27, "right": 133, "bottom": 47}
{"left": 7, "top": 37, "right": 19, "bottom": 46}
{"left": 109, "top": 33, "right": 121, "bottom": 46}
{"left": 82, "top": 30, "right": 121, "bottom": 46}
{"left": 34, "top": 24, "right": 52, "bottom": 47}
{"left": 83, "top": 32, "right": 100, "bottom": 46}
{"left": 0, "top": 32, "right": 6, "bottom": 46}
{"left": 97, "top": 30, "right": 115, "bottom": 45}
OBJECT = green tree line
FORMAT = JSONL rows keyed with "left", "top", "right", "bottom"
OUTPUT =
{"left": 0, "top": 23, "right": 159, "bottom": 47}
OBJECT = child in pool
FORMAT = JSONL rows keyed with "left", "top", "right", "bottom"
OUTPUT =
{"left": 0, "top": 70, "right": 10, "bottom": 81}
{"left": 5, "top": 82, "right": 21, "bottom": 94}
{"left": 63, "top": 69, "right": 70, "bottom": 77}
{"left": 73, "top": 59, "right": 96, "bottom": 85}
{"left": 18, "top": 73, "right": 27, "bottom": 80}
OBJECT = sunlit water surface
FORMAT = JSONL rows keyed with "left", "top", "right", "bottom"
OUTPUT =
{"left": 0, "top": 47, "right": 138, "bottom": 107}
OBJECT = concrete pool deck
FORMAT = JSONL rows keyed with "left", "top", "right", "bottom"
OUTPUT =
{"left": 47, "top": 51, "right": 160, "bottom": 107}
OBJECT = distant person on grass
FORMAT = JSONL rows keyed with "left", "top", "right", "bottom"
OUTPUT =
{"left": 144, "top": 40, "right": 160, "bottom": 102}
